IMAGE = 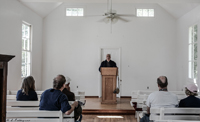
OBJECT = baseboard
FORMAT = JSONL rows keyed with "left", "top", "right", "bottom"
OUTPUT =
{"left": 85, "top": 96, "right": 99, "bottom": 98}
{"left": 82, "top": 109, "right": 135, "bottom": 115}
{"left": 120, "top": 96, "right": 131, "bottom": 98}
{"left": 85, "top": 96, "right": 131, "bottom": 98}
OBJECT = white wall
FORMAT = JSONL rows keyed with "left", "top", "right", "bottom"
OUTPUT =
{"left": 0, "top": 0, "right": 43, "bottom": 90}
{"left": 42, "top": 3, "right": 177, "bottom": 96}
{"left": 176, "top": 5, "right": 200, "bottom": 90}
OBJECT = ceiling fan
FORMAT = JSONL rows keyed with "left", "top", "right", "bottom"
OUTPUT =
{"left": 101, "top": 0, "right": 135, "bottom": 23}
{"left": 88, "top": 0, "right": 135, "bottom": 33}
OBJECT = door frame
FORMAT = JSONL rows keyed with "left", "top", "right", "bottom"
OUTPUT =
{"left": 98, "top": 47, "right": 122, "bottom": 98}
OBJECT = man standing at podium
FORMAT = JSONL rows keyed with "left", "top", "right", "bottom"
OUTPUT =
{"left": 99, "top": 54, "right": 117, "bottom": 72}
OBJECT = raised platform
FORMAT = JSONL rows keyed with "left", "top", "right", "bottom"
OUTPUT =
{"left": 82, "top": 98, "right": 135, "bottom": 115}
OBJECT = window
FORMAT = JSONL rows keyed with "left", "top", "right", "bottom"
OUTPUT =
{"left": 66, "top": 8, "right": 84, "bottom": 16}
{"left": 189, "top": 25, "right": 198, "bottom": 79}
{"left": 136, "top": 9, "right": 154, "bottom": 17}
{"left": 22, "top": 22, "right": 31, "bottom": 77}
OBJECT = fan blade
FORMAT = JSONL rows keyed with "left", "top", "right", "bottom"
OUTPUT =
{"left": 115, "top": 14, "right": 135, "bottom": 17}
{"left": 98, "top": 17, "right": 110, "bottom": 23}
{"left": 115, "top": 16, "right": 129, "bottom": 22}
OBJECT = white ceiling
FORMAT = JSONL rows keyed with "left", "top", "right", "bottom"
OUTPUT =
{"left": 158, "top": 3, "right": 200, "bottom": 19}
{"left": 20, "top": 2, "right": 63, "bottom": 18}
{"left": 18, "top": 0, "right": 200, "bottom": 18}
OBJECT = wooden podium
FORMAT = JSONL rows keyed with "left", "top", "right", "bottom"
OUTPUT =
{"left": 101, "top": 67, "right": 118, "bottom": 104}
{"left": 0, "top": 54, "right": 15, "bottom": 122}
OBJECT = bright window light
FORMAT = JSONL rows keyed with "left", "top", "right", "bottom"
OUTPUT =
{"left": 188, "top": 25, "right": 198, "bottom": 80}
{"left": 97, "top": 116, "right": 123, "bottom": 118}
{"left": 22, "top": 22, "right": 31, "bottom": 78}
{"left": 66, "top": 8, "right": 84, "bottom": 16}
{"left": 137, "top": 9, "right": 154, "bottom": 17}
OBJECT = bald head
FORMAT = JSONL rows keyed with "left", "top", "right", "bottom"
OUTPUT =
{"left": 106, "top": 54, "right": 111, "bottom": 61}
{"left": 157, "top": 76, "right": 168, "bottom": 89}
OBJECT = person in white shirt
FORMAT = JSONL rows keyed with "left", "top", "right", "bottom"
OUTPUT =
{"left": 140, "top": 76, "right": 178, "bottom": 122}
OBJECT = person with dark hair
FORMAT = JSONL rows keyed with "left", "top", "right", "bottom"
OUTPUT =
{"left": 39, "top": 75, "right": 81, "bottom": 122}
{"left": 179, "top": 83, "right": 200, "bottom": 107}
{"left": 16, "top": 76, "right": 38, "bottom": 101}
{"left": 140, "top": 76, "right": 178, "bottom": 122}
{"left": 99, "top": 54, "right": 117, "bottom": 72}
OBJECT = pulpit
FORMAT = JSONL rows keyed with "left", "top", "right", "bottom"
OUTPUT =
{"left": 0, "top": 54, "right": 15, "bottom": 122}
{"left": 101, "top": 67, "right": 118, "bottom": 104}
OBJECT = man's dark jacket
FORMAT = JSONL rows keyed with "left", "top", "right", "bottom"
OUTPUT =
{"left": 62, "top": 88, "right": 75, "bottom": 101}
{"left": 99, "top": 60, "right": 117, "bottom": 72}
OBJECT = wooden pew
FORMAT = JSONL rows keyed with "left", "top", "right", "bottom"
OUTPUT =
{"left": 7, "top": 95, "right": 42, "bottom": 100}
{"left": 7, "top": 94, "right": 80, "bottom": 101}
{"left": 6, "top": 110, "right": 74, "bottom": 122}
{"left": 6, "top": 100, "right": 75, "bottom": 122}
{"left": 131, "top": 91, "right": 188, "bottom": 103}
{"left": 150, "top": 108, "right": 200, "bottom": 121}
{"left": 7, "top": 91, "right": 44, "bottom": 95}
{"left": 7, "top": 100, "right": 39, "bottom": 106}
{"left": 154, "top": 120, "right": 199, "bottom": 122}
{"left": 74, "top": 91, "right": 85, "bottom": 100}
{"left": 130, "top": 90, "right": 198, "bottom": 109}
{"left": 6, "top": 100, "right": 74, "bottom": 111}
{"left": 130, "top": 91, "right": 149, "bottom": 122}
{"left": 7, "top": 90, "right": 10, "bottom": 95}
{"left": 130, "top": 90, "right": 200, "bottom": 122}
{"left": 7, "top": 90, "right": 85, "bottom": 101}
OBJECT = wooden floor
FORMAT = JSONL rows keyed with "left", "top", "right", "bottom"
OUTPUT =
{"left": 82, "top": 98, "right": 135, "bottom": 115}
{"left": 82, "top": 114, "right": 137, "bottom": 122}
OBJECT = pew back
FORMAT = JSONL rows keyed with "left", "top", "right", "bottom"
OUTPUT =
{"left": 6, "top": 110, "right": 74, "bottom": 122}
{"left": 7, "top": 90, "right": 85, "bottom": 101}
{"left": 154, "top": 120, "right": 199, "bottom": 122}
{"left": 6, "top": 100, "right": 74, "bottom": 111}
{"left": 150, "top": 108, "right": 200, "bottom": 121}
{"left": 130, "top": 90, "right": 199, "bottom": 122}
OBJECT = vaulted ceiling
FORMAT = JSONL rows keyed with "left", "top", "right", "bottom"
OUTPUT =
{"left": 20, "top": 2, "right": 63, "bottom": 18}
{"left": 158, "top": 3, "right": 200, "bottom": 19}
{"left": 18, "top": 0, "right": 200, "bottom": 19}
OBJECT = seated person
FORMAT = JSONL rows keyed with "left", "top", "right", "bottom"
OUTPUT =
{"left": 179, "top": 83, "right": 200, "bottom": 107}
{"left": 39, "top": 75, "right": 81, "bottom": 121}
{"left": 62, "top": 78, "right": 75, "bottom": 101}
{"left": 16, "top": 76, "right": 38, "bottom": 101}
{"left": 140, "top": 76, "right": 178, "bottom": 122}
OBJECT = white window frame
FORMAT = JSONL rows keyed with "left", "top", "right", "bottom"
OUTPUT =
{"left": 21, "top": 21, "right": 32, "bottom": 78}
{"left": 136, "top": 8, "right": 155, "bottom": 17}
{"left": 66, "top": 7, "right": 85, "bottom": 17}
{"left": 188, "top": 24, "right": 198, "bottom": 80}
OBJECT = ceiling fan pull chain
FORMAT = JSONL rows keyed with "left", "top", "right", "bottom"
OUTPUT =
{"left": 110, "top": 18, "right": 112, "bottom": 33}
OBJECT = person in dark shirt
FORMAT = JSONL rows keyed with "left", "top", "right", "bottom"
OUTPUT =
{"left": 39, "top": 75, "right": 79, "bottom": 118}
{"left": 179, "top": 83, "right": 200, "bottom": 107}
{"left": 16, "top": 76, "right": 38, "bottom": 101}
{"left": 62, "top": 78, "right": 75, "bottom": 101}
{"left": 99, "top": 54, "right": 117, "bottom": 72}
